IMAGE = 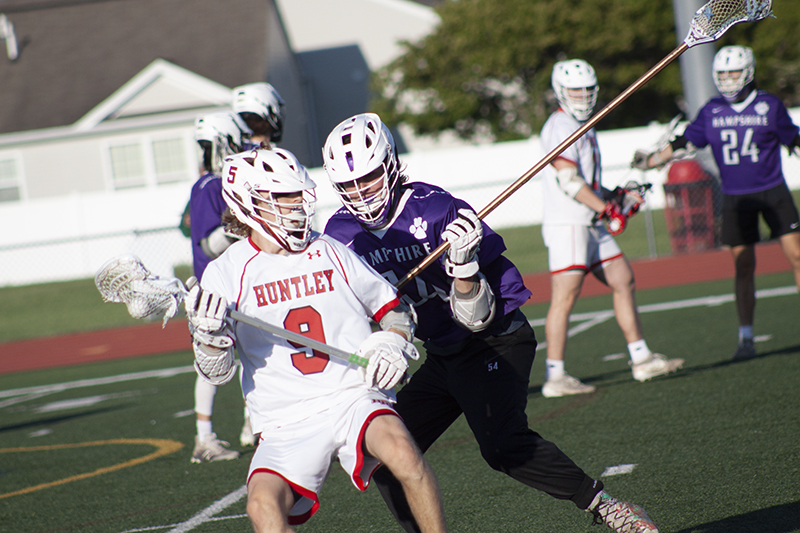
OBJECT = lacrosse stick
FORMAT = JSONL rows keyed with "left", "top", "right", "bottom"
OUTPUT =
{"left": 395, "top": 0, "right": 773, "bottom": 289}
{"left": 95, "top": 254, "right": 369, "bottom": 367}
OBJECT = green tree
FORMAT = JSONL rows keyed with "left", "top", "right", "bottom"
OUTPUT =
{"left": 371, "top": 0, "right": 799, "bottom": 142}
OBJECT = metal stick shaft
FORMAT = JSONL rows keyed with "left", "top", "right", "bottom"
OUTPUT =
{"left": 228, "top": 309, "right": 368, "bottom": 367}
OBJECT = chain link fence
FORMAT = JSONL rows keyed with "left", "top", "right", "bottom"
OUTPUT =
{"left": 0, "top": 227, "right": 192, "bottom": 287}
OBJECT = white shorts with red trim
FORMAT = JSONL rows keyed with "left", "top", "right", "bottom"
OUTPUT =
{"left": 247, "top": 389, "right": 398, "bottom": 525}
{"left": 543, "top": 224, "right": 623, "bottom": 273}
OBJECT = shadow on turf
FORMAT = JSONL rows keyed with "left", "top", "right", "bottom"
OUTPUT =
{"left": 673, "top": 500, "right": 800, "bottom": 533}
{"left": 527, "top": 343, "right": 800, "bottom": 396}
{"left": 0, "top": 404, "right": 125, "bottom": 434}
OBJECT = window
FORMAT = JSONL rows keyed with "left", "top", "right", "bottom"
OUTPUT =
{"left": 107, "top": 134, "right": 192, "bottom": 190}
{"left": 152, "top": 138, "right": 188, "bottom": 184}
{"left": 0, "top": 156, "right": 22, "bottom": 202}
{"left": 109, "top": 143, "right": 146, "bottom": 189}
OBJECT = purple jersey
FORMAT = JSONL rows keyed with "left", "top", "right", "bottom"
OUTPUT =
{"left": 324, "top": 182, "right": 531, "bottom": 350}
{"left": 189, "top": 172, "right": 227, "bottom": 279}
{"left": 683, "top": 91, "right": 799, "bottom": 195}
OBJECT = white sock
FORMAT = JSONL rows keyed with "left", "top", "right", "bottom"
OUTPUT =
{"left": 196, "top": 419, "right": 213, "bottom": 441}
{"left": 739, "top": 326, "right": 754, "bottom": 342}
{"left": 546, "top": 359, "right": 565, "bottom": 381}
{"left": 628, "top": 339, "right": 652, "bottom": 365}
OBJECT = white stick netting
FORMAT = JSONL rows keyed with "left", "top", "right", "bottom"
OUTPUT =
{"left": 95, "top": 254, "right": 185, "bottom": 327}
{"left": 686, "top": 0, "right": 773, "bottom": 47}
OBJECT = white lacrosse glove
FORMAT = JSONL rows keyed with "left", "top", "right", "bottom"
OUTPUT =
{"left": 185, "top": 277, "right": 235, "bottom": 385}
{"left": 357, "top": 331, "right": 420, "bottom": 390}
{"left": 442, "top": 208, "right": 482, "bottom": 278}
{"left": 185, "top": 277, "right": 233, "bottom": 349}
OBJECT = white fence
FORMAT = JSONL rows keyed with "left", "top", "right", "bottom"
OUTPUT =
{"left": 3, "top": 116, "right": 800, "bottom": 287}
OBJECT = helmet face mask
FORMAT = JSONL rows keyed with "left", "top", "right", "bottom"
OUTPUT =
{"left": 713, "top": 45, "right": 755, "bottom": 101}
{"left": 194, "top": 112, "right": 251, "bottom": 174}
{"left": 232, "top": 83, "right": 286, "bottom": 143}
{"left": 323, "top": 113, "right": 401, "bottom": 229}
{"left": 222, "top": 149, "right": 316, "bottom": 253}
{"left": 551, "top": 59, "right": 598, "bottom": 122}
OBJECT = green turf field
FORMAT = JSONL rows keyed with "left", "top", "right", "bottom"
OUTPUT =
{"left": 1, "top": 270, "right": 798, "bottom": 532}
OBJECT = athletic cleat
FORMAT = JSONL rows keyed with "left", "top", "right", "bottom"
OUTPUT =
{"left": 631, "top": 353, "right": 684, "bottom": 382}
{"left": 732, "top": 338, "right": 756, "bottom": 361}
{"left": 542, "top": 374, "right": 596, "bottom": 398}
{"left": 588, "top": 490, "right": 660, "bottom": 533}
{"left": 191, "top": 433, "right": 240, "bottom": 463}
{"left": 240, "top": 417, "right": 256, "bottom": 447}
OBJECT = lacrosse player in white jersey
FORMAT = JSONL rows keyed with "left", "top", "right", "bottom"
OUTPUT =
{"left": 539, "top": 59, "right": 684, "bottom": 398}
{"left": 185, "top": 148, "right": 448, "bottom": 533}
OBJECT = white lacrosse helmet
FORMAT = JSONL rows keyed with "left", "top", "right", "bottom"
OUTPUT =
{"left": 713, "top": 45, "right": 755, "bottom": 101}
{"left": 194, "top": 112, "right": 251, "bottom": 174}
{"left": 551, "top": 59, "right": 598, "bottom": 122}
{"left": 232, "top": 83, "right": 286, "bottom": 142}
{"left": 221, "top": 148, "right": 317, "bottom": 253}
{"left": 322, "top": 113, "right": 402, "bottom": 229}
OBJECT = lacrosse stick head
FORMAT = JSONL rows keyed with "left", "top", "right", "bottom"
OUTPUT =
{"left": 95, "top": 254, "right": 186, "bottom": 327}
{"left": 686, "top": 0, "right": 773, "bottom": 47}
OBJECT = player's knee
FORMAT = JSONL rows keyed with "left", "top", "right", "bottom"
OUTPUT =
{"left": 382, "top": 435, "right": 427, "bottom": 484}
{"left": 246, "top": 494, "right": 284, "bottom": 532}
{"left": 478, "top": 432, "right": 528, "bottom": 472}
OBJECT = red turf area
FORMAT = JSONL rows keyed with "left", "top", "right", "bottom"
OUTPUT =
{"left": 0, "top": 242, "right": 793, "bottom": 376}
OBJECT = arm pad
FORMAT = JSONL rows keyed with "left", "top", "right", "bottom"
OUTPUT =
{"left": 378, "top": 301, "right": 417, "bottom": 342}
{"left": 200, "top": 226, "right": 235, "bottom": 259}
{"left": 554, "top": 165, "right": 584, "bottom": 199}
{"left": 449, "top": 273, "right": 496, "bottom": 332}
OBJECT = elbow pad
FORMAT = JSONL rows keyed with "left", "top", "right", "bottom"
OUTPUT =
{"left": 200, "top": 226, "right": 235, "bottom": 259}
{"left": 449, "top": 273, "right": 496, "bottom": 332}
{"left": 378, "top": 302, "right": 417, "bottom": 342}
{"left": 554, "top": 166, "right": 584, "bottom": 198}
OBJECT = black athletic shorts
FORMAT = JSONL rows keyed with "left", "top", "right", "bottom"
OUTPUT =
{"left": 721, "top": 182, "right": 800, "bottom": 247}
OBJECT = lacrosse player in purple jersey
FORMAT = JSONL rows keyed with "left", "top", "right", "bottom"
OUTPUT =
{"left": 322, "top": 113, "right": 661, "bottom": 533}
{"left": 188, "top": 111, "right": 253, "bottom": 461}
{"left": 232, "top": 82, "right": 285, "bottom": 151}
{"left": 540, "top": 59, "right": 684, "bottom": 399}
{"left": 633, "top": 45, "right": 800, "bottom": 361}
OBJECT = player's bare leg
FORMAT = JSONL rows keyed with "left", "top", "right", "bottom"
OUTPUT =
{"left": 543, "top": 271, "right": 595, "bottom": 396}
{"left": 731, "top": 244, "right": 756, "bottom": 327}
{"left": 247, "top": 472, "right": 296, "bottom": 533}
{"left": 593, "top": 256, "right": 643, "bottom": 343}
{"left": 546, "top": 271, "right": 586, "bottom": 362}
{"left": 778, "top": 231, "right": 800, "bottom": 292}
{"left": 365, "top": 415, "right": 448, "bottom": 533}
{"left": 596, "top": 256, "right": 683, "bottom": 380}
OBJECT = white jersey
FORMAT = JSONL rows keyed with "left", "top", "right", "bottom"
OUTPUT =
{"left": 540, "top": 110, "right": 603, "bottom": 225}
{"left": 201, "top": 233, "right": 401, "bottom": 434}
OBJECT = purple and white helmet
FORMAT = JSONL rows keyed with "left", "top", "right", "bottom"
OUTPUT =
{"left": 322, "top": 113, "right": 401, "bottom": 229}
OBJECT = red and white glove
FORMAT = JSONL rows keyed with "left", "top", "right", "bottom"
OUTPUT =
{"left": 356, "top": 331, "right": 420, "bottom": 389}
{"left": 601, "top": 202, "right": 628, "bottom": 236}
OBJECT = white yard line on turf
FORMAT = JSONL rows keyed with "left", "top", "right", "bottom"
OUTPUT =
{"left": 165, "top": 485, "right": 248, "bottom": 533}
{"left": 527, "top": 285, "right": 797, "bottom": 350}
{"left": 118, "top": 486, "right": 248, "bottom": 533}
{"left": 0, "top": 366, "right": 195, "bottom": 399}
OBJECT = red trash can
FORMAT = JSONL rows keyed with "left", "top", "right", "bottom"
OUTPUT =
{"left": 663, "top": 160, "right": 720, "bottom": 253}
